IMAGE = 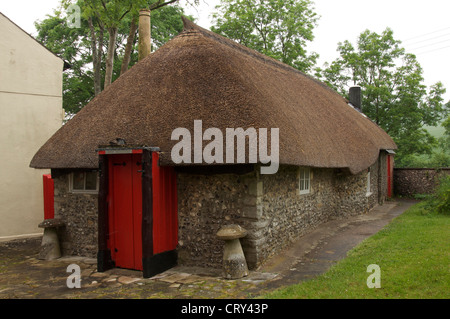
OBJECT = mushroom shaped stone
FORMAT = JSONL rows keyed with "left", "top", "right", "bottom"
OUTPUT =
{"left": 38, "top": 218, "right": 65, "bottom": 260}
{"left": 216, "top": 224, "right": 248, "bottom": 279}
{"left": 216, "top": 224, "right": 247, "bottom": 240}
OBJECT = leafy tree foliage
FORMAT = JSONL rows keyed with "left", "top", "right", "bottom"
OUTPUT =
{"left": 35, "top": 1, "right": 189, "bottom": 117}
{"left": 424, "top": 174, "right": 450, "bottom": 215}
{"left": 441, "top": 113, "right": 450, "bottom": 150}
{"left": 211, "top": 0, "right": 319, "bottom": 73}
{"left": 318, "top": 28, "right": 448, "bottom": 166}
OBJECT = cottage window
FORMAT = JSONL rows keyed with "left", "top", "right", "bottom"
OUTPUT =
{"left": 299, "top": 167, "right": 311, "bottom": 195}
{"left": 366, "top": 168, "right": 372, "bottom": 197}
{"left": 70, "top": 171, "right": 98, "bottom": 193}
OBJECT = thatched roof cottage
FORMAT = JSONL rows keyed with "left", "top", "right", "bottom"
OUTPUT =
{"left": 30, "top": 17, "right": 396, "bottom": 277}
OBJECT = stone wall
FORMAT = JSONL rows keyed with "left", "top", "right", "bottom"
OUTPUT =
{"left": 176, "top": 171, "right": 256, "bottom": 268}
{"left": 53, "top": 172, "right": 98, "bottom": 257}
{"left": 255, "top": 162, "right": 379, "bottom": 268}
{"left": 394, "top": 168, "right": 450, "bottom": 197}
{"left": 51, "top": 153, "right": 386, "bottom": 271}
{"left": 177, "top": 157, "right": 383, "bottom": 270}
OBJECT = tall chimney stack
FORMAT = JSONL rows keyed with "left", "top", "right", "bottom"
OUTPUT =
{"left": 349, "top": 86, "right": 361, "bottom": 111}
{"left": 138, "top": 9, "right": 151, "bottom": 61}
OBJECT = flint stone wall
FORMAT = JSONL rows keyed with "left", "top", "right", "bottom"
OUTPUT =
{"left": 51, "top": 153, "right": 387, "bottom": 270}
{"left": 394, "top": 168, "right": 450, "bottom": 197}
{"left": 53, "top": 172, "right": 98, "bottom": 258}
{"left": 176, "top": 172, "right": 254, "bottom": 268}
{"left": 177, "top": 157, "right": 384, "bottom": 270}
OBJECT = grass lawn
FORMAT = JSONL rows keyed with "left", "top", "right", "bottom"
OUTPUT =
{"left": 261, "top": 202, "right": 450, "bottom": 299}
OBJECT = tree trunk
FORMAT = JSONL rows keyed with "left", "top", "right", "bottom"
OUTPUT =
{"left": 120, "top": 17, "right": 138, "bottom": 75}
{"left": 104, "top": 27, "right": 118, "bottom": 88}
{"left": 88, "top": 17, "right": 103, "bottom": 96}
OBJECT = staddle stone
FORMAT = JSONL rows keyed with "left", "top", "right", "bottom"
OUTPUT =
{"left": 38, "top": 219, "right": 65, "bottom": 260}
{"left": 216, "top": 224, "right": 248, "bottom": 279}
{"left": 216, "top": 224, "right": 247, "bottom": 240}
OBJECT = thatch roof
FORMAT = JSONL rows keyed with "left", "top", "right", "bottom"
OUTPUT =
{"left": 30, "top": 17, "right": 396, "bottom": 175}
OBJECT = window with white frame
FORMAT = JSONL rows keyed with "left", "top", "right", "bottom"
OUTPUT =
{"left": 299, "top": 167, "right": 311, "bottom": 195}
{"left": 70, "top": 171, "right": 99, "bottom": 193}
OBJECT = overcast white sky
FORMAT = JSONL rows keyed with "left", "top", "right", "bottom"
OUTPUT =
{"left": 1, "top": 0, "right": 449, "bottom": 101}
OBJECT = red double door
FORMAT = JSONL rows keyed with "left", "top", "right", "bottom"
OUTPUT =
{"left": 107, "top": 152, "right": 177, "bottom": 271}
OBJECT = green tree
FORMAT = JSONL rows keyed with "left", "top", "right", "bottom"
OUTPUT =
{"left": 35, "top": 1, "right": 190, "bottom": 116}
{"left": 440, "top": 113, "right": 450, "bottom": 151}
{"left": 318, "top": 28, "right": 447, "bottom": 166}
{"left": 211, "top": 0, "right": 319, "bottom": 73}
{"left": 79, "top": 0, "right": 184, "bottom": 89}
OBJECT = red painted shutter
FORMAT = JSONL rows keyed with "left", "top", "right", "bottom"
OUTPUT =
{"left": 43, "top": 174, "right": 54, "bottom": 220}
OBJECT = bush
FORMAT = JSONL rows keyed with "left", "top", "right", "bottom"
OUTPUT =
{"left": 425, "top": 174, "right": 450, "bottom": 215}
{"left": 397, "top": 151, "right": 450, "bottom": 168}
{"left": 413, "top": 193, "right": 432, "bottom": 201}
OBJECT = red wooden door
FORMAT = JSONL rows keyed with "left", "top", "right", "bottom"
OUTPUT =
{"left": 152, "top": 152, "right": 178, "bottom": 255}
{"left": 387, "top": 155, "right": 393, "bottom": 198}
{"left": 108, "top": 154, "right": 143, "bottom": 270}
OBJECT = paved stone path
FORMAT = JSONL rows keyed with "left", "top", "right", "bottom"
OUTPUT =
{"left": 0, "top": 199, "right": 416, "bottom": 299}
{"left": 0, "top": 238, "right": 276, "bottom": 299}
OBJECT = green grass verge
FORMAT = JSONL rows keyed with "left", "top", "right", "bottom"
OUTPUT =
{"left": 261, "top": 202, "right": 450, "bottom": 299}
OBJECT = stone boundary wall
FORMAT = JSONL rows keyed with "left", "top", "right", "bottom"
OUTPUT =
{"left": 394, "top": 168, "right": 450, "bottom": 197}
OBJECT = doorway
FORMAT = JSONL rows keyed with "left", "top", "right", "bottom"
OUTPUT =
{"left": 97, "top": 148, "right": 178, "bottom": 278}
{"left": 108, "top": 153, "right": 143, "bottom": 270}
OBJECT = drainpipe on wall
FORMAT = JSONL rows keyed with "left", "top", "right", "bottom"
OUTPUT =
{"left": 138, "top": 9, "right": 151, "bottom": 61}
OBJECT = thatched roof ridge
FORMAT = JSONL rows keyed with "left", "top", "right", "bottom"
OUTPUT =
{"left": 30, "top": 18, "right": 396, "bottom": 174}
{"left": 181, "top": 16, "right": 338, "bottom": 97}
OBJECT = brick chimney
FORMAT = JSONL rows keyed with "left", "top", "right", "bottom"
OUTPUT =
{"left": 138, "top": 9, "right": 151, "bottom": 61}
{"left": 349, "top": 86, "right": 361, "bottom": 112}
